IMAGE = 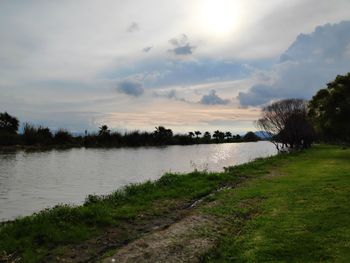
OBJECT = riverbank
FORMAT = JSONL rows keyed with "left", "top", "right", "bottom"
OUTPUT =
{"left": 1, "top": 145, "right": 349, "bottom": 262}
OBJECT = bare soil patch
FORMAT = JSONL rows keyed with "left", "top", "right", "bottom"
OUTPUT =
{"left": 103, "top": 214, "right": 218, "bottom": 263}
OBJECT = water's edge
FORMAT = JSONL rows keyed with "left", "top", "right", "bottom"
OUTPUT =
{"left": 0, "top": 141, "right": 277, "bottom": 221}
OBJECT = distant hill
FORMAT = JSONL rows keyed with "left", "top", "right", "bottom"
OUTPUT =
{"left": 254, "top": 131, "right": 272, "bottom": 139}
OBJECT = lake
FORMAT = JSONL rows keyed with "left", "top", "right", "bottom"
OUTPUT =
{"left": 0, "top": 141, "right": 277, "bottom": 221}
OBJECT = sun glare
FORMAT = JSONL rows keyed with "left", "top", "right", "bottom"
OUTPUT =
{"left": 196, "top": 0, "right": 242, "bottom": 37}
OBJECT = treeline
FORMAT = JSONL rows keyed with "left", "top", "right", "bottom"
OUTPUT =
{"left": 0, "top": 116, "right": 261, "bottom": 148}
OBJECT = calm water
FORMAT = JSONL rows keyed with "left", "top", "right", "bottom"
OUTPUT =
{"left": 0, "top": 141, "right": 276, "bottom": 221}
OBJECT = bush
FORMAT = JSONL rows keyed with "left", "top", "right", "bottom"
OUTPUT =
{"left": 54, "top": 130, "right": 73, "bottom": 145}
{"left": 22, "top": 123, "right": 53, "bottom": 145}
{"left": 0, "top": 132, "right": 20, "bottom": 146}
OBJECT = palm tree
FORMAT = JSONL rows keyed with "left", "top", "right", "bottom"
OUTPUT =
{"left": 194, "top": 131, "right": 201, "bottom": 139}
{"left": 98, "top": 125, "right": 110, "bottom": 136}
{"left": 225, "top": 131, "right": 232, "bottom": 141}
{"left": 188, "top": 132, "right": 195, "bottom": 139}
{"left": 213, "top": 130, "right": 220, "bottom": 142}
{"left": 154, "top": 126, "right": 173, "bottom": 144}
{"left": 218, "top": 131, "right": 225, "bottom": 141}
{"left": 203, "top": 131, "right": 211, "bottom": 139}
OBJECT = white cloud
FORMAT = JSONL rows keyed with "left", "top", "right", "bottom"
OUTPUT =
{"left": 238, "top": 21, "right": 350, "bottom": 106}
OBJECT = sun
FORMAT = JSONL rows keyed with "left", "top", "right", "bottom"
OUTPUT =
{"left": 196, "top": 0, "right": 242, "bottom": 37}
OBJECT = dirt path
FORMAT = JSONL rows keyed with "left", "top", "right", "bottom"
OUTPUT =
{"left": 102, "top": 213, "right": 218, "bottom": 263}
{"left": 49, "top": 202, "right": 193, "bottom": 263}
{"left": 49, "top": 180, "right": 244, "bottom": 263}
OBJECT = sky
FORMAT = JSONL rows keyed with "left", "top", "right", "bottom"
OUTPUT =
{"left": 1, "top": 0, "right": 350, "bottom": 134}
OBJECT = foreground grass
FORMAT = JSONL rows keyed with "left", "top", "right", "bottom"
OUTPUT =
{"left": 0, "top": 167, "right": 241, "bottom": 262}
{"left": 203, "top": 145, "right": 350, "bottom": 262}
{"left": 1, "top": 145, "right": 349, "bottom": 262}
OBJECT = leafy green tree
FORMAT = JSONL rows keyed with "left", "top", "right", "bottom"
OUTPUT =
{"left": 309, "top": 73, "right": 350, "bottom": 142}
{"left": 0, "top": 112, "right": 19, "bottom": 134}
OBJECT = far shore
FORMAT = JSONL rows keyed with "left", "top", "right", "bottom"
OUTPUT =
{"left": 0, "top": 139, "right": 267, "bottom": 152}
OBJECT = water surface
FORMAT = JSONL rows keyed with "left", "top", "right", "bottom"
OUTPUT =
{"left": 0, "top": 141, "right": 276, "bottom": 221}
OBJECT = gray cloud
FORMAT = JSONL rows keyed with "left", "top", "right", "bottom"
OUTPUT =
{"left": 238, "top": 21, "right": 350, "bottom": 106}
{"left": 153, "top": 89, "right": 188, "bottom": 102}
{"left": 127, "top": 22, "right": 139, "bottom": 33}
{"left": 168, "top": 34, "right": 195, "bottom": 56}
{"left": 200, "top": 90, "right": 230, "bottom": 105}
{"left": 117, "top": 80, "right": 144, "bottom": 97}
{"left": 143, "top": 46, "right": 153, "bottom": 52}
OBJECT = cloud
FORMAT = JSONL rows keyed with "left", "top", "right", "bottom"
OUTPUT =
{"left": 168, "top": 34, "right": 195, "bottom": 56}
{"left": 127, "top": 22, "right": 139, "bottom": 32}
{"left": 143, "top": 46, "right": 153, "bottom": 52}
{"left": 153, "top": 89, "right": 188, "bottom": 102}
{"left": 103, "top": 58, "right": 254, "bottom": 89}
{"left": 200, "top": 90, "right": 230, "bottom": 105}
{"left": 116, "top": 80, "right": 144, "bottom": 97}
{"left": 238, "top": 21, "right": 350, "bottom": 106}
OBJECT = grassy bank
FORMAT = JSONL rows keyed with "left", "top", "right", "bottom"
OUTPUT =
{"left": 0, "top": 167, "right": 242, "bottom": 262}
{"left": 202, "top": 144, "right": 350, "bottom": 262}
{"left": 1, "top": 145, "right": 349, "bottom": 262}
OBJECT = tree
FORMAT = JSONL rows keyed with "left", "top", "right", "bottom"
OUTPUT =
{"left": 188, "top": 131, "right": 195, "bottom": 139}
{"left": 308, "top": 73, "right": 350, "bottom": 143}
{"left": 194, "top": 131, "right": 201, "bottom": 139}
{"left": 225, "top": 131, "right": 232, "bottom": 141}
{"left": 154, "top": 126, "right": 173, "bottom": 144}
{"left": 213, "top": 130, "right": 225, "bottom": 142}
{"left": 0, "top": 112, "right": 19, "bottom": 134}
{"left": 257, "top": 99, "right": 315, "bottom": 150}
{"left": 203, "top": 131, "right": 211, "bottom": 140}
{"left": 54, "top": 129, "right": 73, "bottom": 144}
{"left": 234, "top": 134, "right": 241, "bottom": 141}
{"left": 212, "top": 130, "right": 220, "bottom": 142}
{"left": 218, "top": 131, "right": 225, "bottom": 141}
{"left": 98, "top": 125, "right": 110, "bottom": 136}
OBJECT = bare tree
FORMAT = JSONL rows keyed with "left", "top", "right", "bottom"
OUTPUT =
{"left": 256, "top": 99, "right": 315, "bottom": 151}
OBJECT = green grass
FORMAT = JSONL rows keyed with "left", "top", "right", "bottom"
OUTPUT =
{"left": 203, "top": 145, "right": 350, "bottom": 262}
{"left": 1, "top": 144, "right": 349, "bottom": 262}
{"left": 0, "top": 170, "right": 239, "bottom": 262}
